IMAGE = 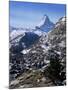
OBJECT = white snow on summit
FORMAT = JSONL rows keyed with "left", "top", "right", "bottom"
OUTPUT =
{"left": 37, "top": 15, "right": 47, "bottom": 27}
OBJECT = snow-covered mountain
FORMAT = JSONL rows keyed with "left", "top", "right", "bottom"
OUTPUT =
{"left": 9, "top": 16, "right": 66, "bottom": 88}
{"left": 10, "top": 15, "right": 54, "bottom": 41}
{"left": 9, "top": 22, "right": 46, "bottom": 50}
{"left": 10, "top": 26, "right": 46, "bottom": 42}
{"left": 10, "top": 29, "right": 26, "bottom": 41}
{"left": 36, "top": 15, "right": 54, "bottom": 32}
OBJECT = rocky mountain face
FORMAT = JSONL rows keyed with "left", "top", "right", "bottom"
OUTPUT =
{"left": 47, "top": 17, "right": 66, "bottom": 70}
{"left": 9, "top": 17, "right": 66, "bottom": 88}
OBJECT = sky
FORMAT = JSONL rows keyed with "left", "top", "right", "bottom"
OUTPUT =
{"left": 9, "top": 1, "right": 66, "bottom": 28}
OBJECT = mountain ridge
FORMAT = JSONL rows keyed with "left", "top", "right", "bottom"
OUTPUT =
{"left": 9, "top": 16, "right": 66, "bottom": 88}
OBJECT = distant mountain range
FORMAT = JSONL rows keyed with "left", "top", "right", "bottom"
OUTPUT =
{"left": 9, "top": 15, "right": 55, "bottom": 42}
{"left": 9, "top": 15, "right": 65, "bottom": 54}
{"left": 10, "top": 15, "right": 55, "bottom": 33}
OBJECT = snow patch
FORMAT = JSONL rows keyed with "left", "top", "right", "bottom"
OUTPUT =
{"left": 32, "top": 50, "right": 36, "bottom": 53}
{"left": 54, "top": 50, "right": 61, "bottom": 55}
{"left": 34, "top": 30, "right": 43, "bottom": 36}
{"left": 55, "top": 23, "right": 60, "bottom": 28}
{"left": 37, "top": 16, "right": 46, "bottom": 27}
{"left": 21, "top": 49, "right": 31, "bottom": 54}
{"left": 41, "top": 45, "right": 46, "bottom": 49}
{"left": 41, "top": 44, "right": 50, "bottom": 52}
{"left": 61, "top": 17, "right": 66, "bottom": 22}
{"left": 59, "top": 41, "right": 65, "bottom": 47}
{"left": 10, "top": 30, "right": 25, "bottom": 40}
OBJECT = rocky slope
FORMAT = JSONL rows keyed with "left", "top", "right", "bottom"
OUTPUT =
{"left": 9, "top": 17, "right": 66, "bottom": 88}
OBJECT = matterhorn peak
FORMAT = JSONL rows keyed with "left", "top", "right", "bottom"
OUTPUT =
{"left": 42, "top": 14, "right": 49, "bottom": 20}
{"left": 36, "top": 14, "right": 54, "bottom": 32}
{"left": 37, "top": 14, "right": 49, "bottom": 27}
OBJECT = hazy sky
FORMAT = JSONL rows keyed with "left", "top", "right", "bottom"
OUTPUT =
{"left": 9, "top": 1, "right": 66, "bottom": 28}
